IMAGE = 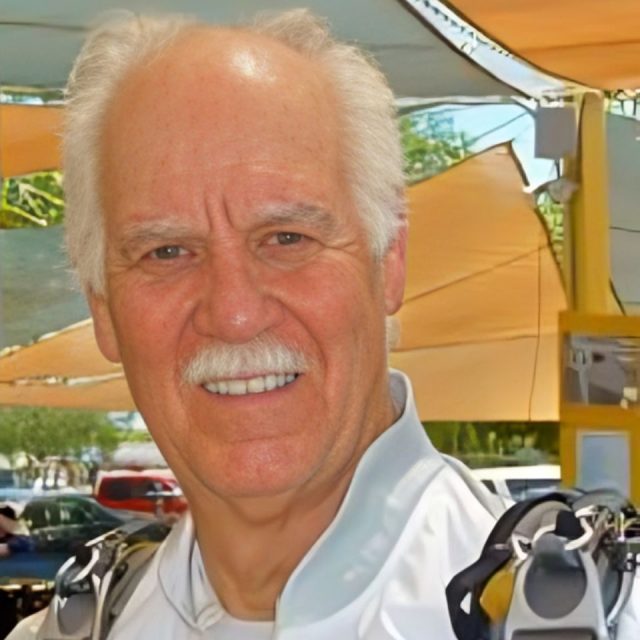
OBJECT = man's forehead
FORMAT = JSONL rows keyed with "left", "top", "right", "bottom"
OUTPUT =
{"left": 99, "top": 23, "right": 351, "bottom": 225}
{"left": 121, "top": 25, "right": 327, "bottom": 100}
{"left": 103, "top": 24, "right": 338, "bottom": 157}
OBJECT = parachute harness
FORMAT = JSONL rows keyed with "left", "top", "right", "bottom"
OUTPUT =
{"left": 447, "top": 491, "right": 640, "bottom": 640}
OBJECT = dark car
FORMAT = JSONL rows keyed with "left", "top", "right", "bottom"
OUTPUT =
{"left": 21, "top": 495, "right": 130, "bottom": 552}
{"left": 0, "top": 495, "right": 166, "bottom": 582}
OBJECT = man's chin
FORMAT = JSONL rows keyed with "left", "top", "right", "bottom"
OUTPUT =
{"left": 187, "top": 473, "right": 315, "bottom": 509}
{"left": 181, "top": 437, "right": 322, "bottom": 502}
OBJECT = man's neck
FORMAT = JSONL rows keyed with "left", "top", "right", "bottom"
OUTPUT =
{"left": 189, "top": 466, "right": 357, "bottom": 620}
{"left": 185, "top": 383, "right": 402, "bottom": 620}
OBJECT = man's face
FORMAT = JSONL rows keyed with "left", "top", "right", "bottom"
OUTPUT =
{"left": 91, "top": 30, "right": 406, "bottom": 501}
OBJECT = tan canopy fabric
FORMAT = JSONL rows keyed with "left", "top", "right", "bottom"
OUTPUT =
{"left": 0, "top": 375, "right": 131, "bottom": 411}
{"left": 0, "top": 145, "right": 566, "bottom": 418}
{"left": 0, "top": 0, "right": 519, "bottom": 97}
{"left": 0, "top": 104, "right": 62, "bottom": 178}
{"left": 390, "top": 144, "right": 567, "bottom": 421}
{"left": 444, "top": 0, "right": 640, "bottom": 90}
{"left": 0, "top": 320, "right": 133, "bottom": 410}
{"left": 0, "top": 320, "right": 118, "bottom": 380}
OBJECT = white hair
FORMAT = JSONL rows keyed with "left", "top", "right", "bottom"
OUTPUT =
{"left": 63, "top": 9, "right": 406, "bottom": 294}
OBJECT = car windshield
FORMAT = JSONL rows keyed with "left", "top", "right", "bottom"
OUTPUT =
{"left": 506, "top": 478, "right": 560, "bottom": 502}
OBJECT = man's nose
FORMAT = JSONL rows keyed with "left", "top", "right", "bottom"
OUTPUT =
{"left": 191, "top": 249, "right": 284, "bottom": 343}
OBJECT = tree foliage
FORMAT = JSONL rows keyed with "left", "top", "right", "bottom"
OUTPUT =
{"left": 0, "top": 407, "right": 122, "bottom": 459}
{"left": 399, "top": 112, "right": 471, "bottom": 184}
{"left": 0, "top": 171, "right": 65, "bottom": 229}
{"left": 536, "top": 192, "right": 564, "bottom": 264}
{"left": 425, "top": 421, "right": 559, "bottom": 468}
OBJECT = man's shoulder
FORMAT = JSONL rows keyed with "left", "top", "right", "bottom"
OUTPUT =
{"left": 5, "top": 608, "right": 47, "bottom": 640}
{"left": 618, "top": 572, "right": 640, "bottom": 639}
{"left": 422, "top": 455, "right": 503, "bottom": 526}
{"left": 384, "top": 455, "right": 500, "bottom": 587}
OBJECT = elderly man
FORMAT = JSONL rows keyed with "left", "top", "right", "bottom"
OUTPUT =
{"left": 9, "top": 8, "right": 639, "bottom": 640}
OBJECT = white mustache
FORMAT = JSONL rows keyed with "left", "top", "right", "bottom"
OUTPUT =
{"left": 182, "top": 335, "right": 310, "bottom": 384}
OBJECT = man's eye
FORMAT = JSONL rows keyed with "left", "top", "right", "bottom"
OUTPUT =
{"left": 272, "top": 232, "right": 303, "bottom": 246}
{"left": 149, "top": 245, "right": 187, "bottom": 260}
{"left": 260, "top": 231, "right": 319, "bottom": 263}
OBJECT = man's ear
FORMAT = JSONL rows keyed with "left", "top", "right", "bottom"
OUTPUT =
{"left": 88, "top": 292, "right": 121, "bottom": 363}
{"left": 382, "top": 223, "right": 408, "bottom": 316}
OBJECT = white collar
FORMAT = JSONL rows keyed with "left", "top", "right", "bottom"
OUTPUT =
{"left": 157, "top": 370, "right": 444, "bottom": 630}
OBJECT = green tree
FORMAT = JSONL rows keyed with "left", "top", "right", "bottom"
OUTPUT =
{"left": 0, "top": 407, "right": 121, "bottom": 459}
{"left": 424, "top": 421, "right": 559, "bottom": 468}
{"left": 0, "top": 171, "right": 65, "bottom": 228}
{"left": 399, "top": 112, "right": 471, "bottom": 184}
{"left": 425, "top": 421, "right": 483, "bottom": 456}
{"left": 1, "top": 88, "right": 64, "bottom": 228}
{"left": 536, "top": 192, "right": 564, "bottom": 263}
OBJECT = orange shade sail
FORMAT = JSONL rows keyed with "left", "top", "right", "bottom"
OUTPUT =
{"left": 0, "top": 104, "right": 62, "bottom": 178}
{"left": 445, "top": 0, "right": 640, "bottom": 90}
{"left": 0, "top": 375, "right": 132, "bottom": 412}
{"left": 0, "top": 320, "right": 119, "bottom": 382}
{"left": 390, "top": 144, "right": 567, "bottom": 421}
{"left": 0, "top": 320, "right": 134, "bottom": 411}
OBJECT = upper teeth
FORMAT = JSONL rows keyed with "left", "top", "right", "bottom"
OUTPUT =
{"left": 203, "top": 373, "right": 296, "bottom": 395}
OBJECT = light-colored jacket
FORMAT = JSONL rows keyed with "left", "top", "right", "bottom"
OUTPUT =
{"left": 9, "top": 372, "right": 640, "bottom": 639}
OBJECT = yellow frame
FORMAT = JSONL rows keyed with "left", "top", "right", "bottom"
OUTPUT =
{"left": 559, "top": 311, "right": 640, "bottom": 501}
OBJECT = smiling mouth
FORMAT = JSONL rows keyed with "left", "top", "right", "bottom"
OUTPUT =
{"left": 202, "top": 373, "right": 300, "bottom": 396}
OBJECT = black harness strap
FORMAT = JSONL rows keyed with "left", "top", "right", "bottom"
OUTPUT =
{"left": 446, "top": 493, "right": 571, "bottom": 640}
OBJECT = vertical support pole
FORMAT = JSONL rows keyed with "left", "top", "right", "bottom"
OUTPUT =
{"left": 571, "top": 92, "right": 612, "bottom": 315}
{"left": 560, "top": 92, "right": 612, "bottom": 490}
{"left": 0, "top": 101, "right": 4, "bottom": 348}
{"left": 0, "top": 177, "right": 3, "bottom": 348}
{"left": 0, "top": 101, "right": 5, "bottom": 348}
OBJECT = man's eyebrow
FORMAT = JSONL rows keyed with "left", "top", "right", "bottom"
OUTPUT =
{"left": 116, "top": 204, "right": 338, "bottom": 249}
{"left": 117, "top": 220, "right": 197, "bottom": 249}
{"left": 256, "top": 203, "right": 338, "bottom": 234}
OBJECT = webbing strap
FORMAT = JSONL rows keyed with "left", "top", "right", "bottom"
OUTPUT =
{"left": 446, "top": 493, "right": 571, "bottom": 640}
{"left": 512, "top": 632, "right": 595, "bottom": 640}
{"left": 38, "top": 546, "right": 158, "bottom": 640}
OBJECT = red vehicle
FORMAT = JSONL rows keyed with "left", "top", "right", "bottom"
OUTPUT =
{"left": 94, "top": 469, "right": 188, "bottom": 517}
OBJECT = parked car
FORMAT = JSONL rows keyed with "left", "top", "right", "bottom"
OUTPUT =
{"left": 94, "top": 469, "right": 188, "bottom": 516}
{"left": 472, "top": 464, "right": 561, "bottom": 508}
{"left": 1, "top": 495, "right": 167, "bottom": 583}
{"left": 21, "top": 495, "right": 134, "bottom": 553}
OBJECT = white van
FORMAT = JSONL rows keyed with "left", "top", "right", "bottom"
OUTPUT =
{"left": 471, "top": 464, "right": 561, "bottom": 508}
